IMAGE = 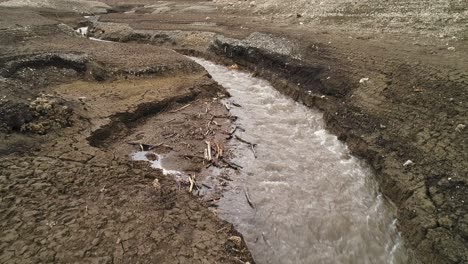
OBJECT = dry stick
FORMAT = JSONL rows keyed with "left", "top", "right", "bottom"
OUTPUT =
{"left": 243, "top": 186, "right": 255, "bottom": 209}
{"left": 205, "top": 141, "right": 212, "bottom": 161}
{"left": 188, "top": 176, "right": 194, "bottom": 192}
{"left": 225, "top": 125, "right": 245, "bottom": 139}
{"left": 217, "top": 225, "right": 230, "bottom": 233}
{"left": 201, "top": 183, "right": 212, "bottom": 189}
{"left": 250, "top": 144, "right": 257, "bottom": 159}
{"left": 172, "top": 103, "right": 191, "bottom": 112}
{"left": 221, "top": 158, "right": 243, "bottom": 170}
{"left": 215, "top": 142, "right": 223, "bottom": 159}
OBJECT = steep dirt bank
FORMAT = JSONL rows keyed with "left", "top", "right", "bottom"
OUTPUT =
{"left": 206, "top": 37, "right": 467, "bottom": 264}
{"left": 0, "top": 7, "right": 254, "bottom": 264}
{"left": 90, "top": 4, "right": 468, "bottom": 263}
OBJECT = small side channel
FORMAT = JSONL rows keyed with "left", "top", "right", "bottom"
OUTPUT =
{"left": 189, "top": 57, "right": 408, "bottom": 264}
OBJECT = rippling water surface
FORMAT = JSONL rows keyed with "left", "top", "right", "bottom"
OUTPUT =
{"left": 190, "top": 57, "right": 408, "bottom": 264}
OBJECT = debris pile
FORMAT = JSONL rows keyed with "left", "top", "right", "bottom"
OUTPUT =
{"left": 21, "top": 94, "right": 73, "bottom": 134}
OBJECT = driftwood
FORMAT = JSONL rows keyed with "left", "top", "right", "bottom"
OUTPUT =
{"left": 188, "top": 176, "right": 194, "bottom": 192}
{"left": 215, "top": 142, "right": 223, "bottom": 159}
{"left": 163, "top": 133, "right": 177, "bottom": 139}
{"left": 219, "top": 175, "right": 232, "bottom": 181}
{"left": 243, "top": 186, "right": 255, "bottom": 209}
{"left": 201, "top": 183, "right": 212, "bottom": 189}
{"left": 234, "top": 135, "right": 257, "bottom": 158}
{"left": 205, "top": 141, "right": 212, "bottom": 161}
{"left": 226, "top": 126, "right": 245, "bottom": 139}
{"left": 170, "top": 103, "right": 191, "bottom": 113}
{"left": 221, "top": 158, "right": 243, "bottom": 170}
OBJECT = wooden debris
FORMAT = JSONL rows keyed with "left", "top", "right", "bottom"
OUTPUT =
{"left": 215, "top": 142, "right": 223, "bottom": 159}
{"left": 188, "top": 176, "right": 194, "bottom": 192}
{"left": 243, "top": 186, "right": 255, "bottom": 209}
{"left": 163, "top": 133, "right": 177, "bottom": 139}
{"left": 201, "top": 183, "right": 212, "bottom": 189}
{"left": 217, "top": 225, "right": 230, "bottom": 233}
{"left": 170, "top": 103, "right": 191, "bottom": 113}
{"left": 226, "top": 125, "right": 245, "bottom": 139}
{"left": 220, "top": 175, "right": 232, "bottom": 181}
{"left": 250, "top": 144, "right": 257, "bottom": 158}
{"left": 205, "top": 141, "right": 212, "bottom": 161}
{"left": 221, "top": 158, "right": 243, "bottom": 170}
{"left": 234, "top": 135, "right": 257, "bottom": 158}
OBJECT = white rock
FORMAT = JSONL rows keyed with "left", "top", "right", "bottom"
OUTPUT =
{"left": 359, "top": 77, "right": 370, "bottom": 83}
{"left": 403, "top": 160, "right": 414, "bottom": 167}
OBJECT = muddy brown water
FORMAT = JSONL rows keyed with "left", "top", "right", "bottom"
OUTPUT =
{"left": 189, "top": 57, "right": 408, "bottom": 264}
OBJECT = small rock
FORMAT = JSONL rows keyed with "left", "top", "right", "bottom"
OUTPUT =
{"left": 145, "top": 152, "right": 158, "bottom": 161}
{"left": 403, "top": 160, "right": 414, "bottom": 167}
{"left": 152, "top": 179, "right": 161, "bottom": 189}
{"left": 359, "top": 77, "right": 370, "bottom": 83}
{"left": 227, "top": 236, "right": 242, "bottom": 247}
{"left": 447, "top": 47, "right": 455, "bottom": 51}
{"left": 455, "top": 124, "right": 466, "bottom": 132}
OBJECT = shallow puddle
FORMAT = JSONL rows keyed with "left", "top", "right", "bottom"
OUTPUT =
{"left": 190, "top": 57, "right": 408, "bottom": 264}
{"left": 131, "top": 151, "right": 183, "bottom": 177}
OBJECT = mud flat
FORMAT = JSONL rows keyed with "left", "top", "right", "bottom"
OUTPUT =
{"left": 0, "top": 7, "right": 254, "bottom": 264}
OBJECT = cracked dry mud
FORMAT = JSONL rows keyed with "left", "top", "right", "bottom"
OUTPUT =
{"left": 0, "top": 7, "right": 253, "bottom": 264}
{"left": 0, "top": 0, "right": 467, "bottom": 263}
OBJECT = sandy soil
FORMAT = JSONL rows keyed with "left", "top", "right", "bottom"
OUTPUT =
{"left": 0, "top": 0, "right": 467, "bottom": 263}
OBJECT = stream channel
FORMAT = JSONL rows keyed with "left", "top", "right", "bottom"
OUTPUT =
{"left": 189, "top": 57, "right": 408, "bottom": 264}
{"left": 82, "top": 23, "right": 409, "bottom": 264}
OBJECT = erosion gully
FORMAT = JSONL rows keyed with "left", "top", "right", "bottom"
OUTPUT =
{"left": 94, "top": 19, "right": 410, "bottom": 260}
{"left": 188, "top": 57, "right": 408, "bottom": 264}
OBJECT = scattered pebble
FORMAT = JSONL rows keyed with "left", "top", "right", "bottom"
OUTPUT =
{"left": 455, "top": 124, "right": 465, "bottom": 132}
{"left": 228, "top": 236, "right": 242, "bottom": 247}
{"left": 403, "top": 160, "right": 414, "bottom": 167}
{"left": 359, "top": 77, "right": 369, "bottom": 83}
{"left": 152, "top": 179, "right": 161, "bottom": 190}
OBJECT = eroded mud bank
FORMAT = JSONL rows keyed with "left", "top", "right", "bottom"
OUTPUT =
{"left": 203, "top": 35, "right": 467, "bottom": 264}
{"left": 84, "top": 13, "right": 467, "bottom": 261}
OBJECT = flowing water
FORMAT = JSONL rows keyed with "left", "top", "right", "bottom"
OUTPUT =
{"left": 190, "top": 57, "right": 408, "bottom": 264}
